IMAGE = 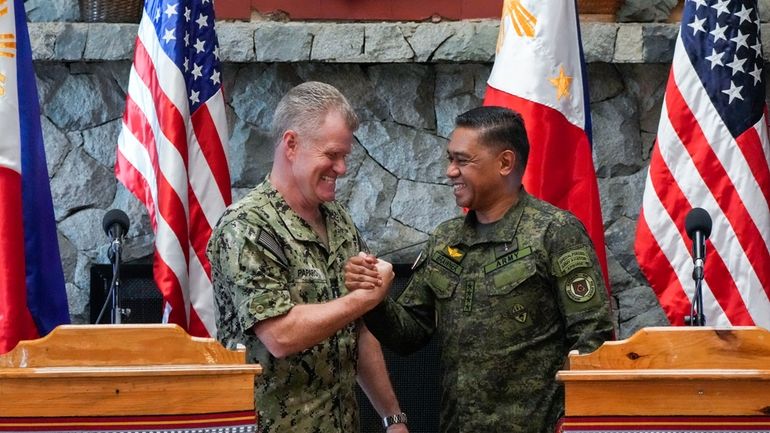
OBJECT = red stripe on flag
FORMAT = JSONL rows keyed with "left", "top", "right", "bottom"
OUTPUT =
{"left": 188, "top": 303, "right": 209, "bottom": 339}
{"left": 152, "top": 252, "right": 188, "bottom": 327}
{"left": 0, "top": 168, "right": 39, "bottom": 353}
{"left": 735, "top": 127, "right": 770, "bottom": 215}
{"left": 484, "top": 85, "right": 609, "bottom": 287}
{"left": 116, "top": 149, "right": 157, "bottom": 229}
{"left": 188, "top": 189, "right": 212, "bottom": 276}
{"left": 634, "top": 213, "right": 689, "bottom": 325}
{"left": 191, "top": 104, "right": 231, "bottom": 204}
{"left": 665, "top": 75, "right": 770, "bottom": 303}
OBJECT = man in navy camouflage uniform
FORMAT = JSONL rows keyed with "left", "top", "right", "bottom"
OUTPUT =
{"left": 349, "top": 106, "right": 614, "bottom": 433}
{"left": 208, "top": 82, "right": 408, "bottom": 433}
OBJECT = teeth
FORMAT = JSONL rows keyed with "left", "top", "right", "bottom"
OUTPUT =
{"left": 453, "top": 184, "right": 464, "bottom": 191}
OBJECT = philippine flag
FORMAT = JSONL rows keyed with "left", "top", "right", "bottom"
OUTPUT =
{"left": 484, "top": 0, "right": 609, "bottom": 285}
{"left": 0, "top": 0, "right": 69, "bottom": 354}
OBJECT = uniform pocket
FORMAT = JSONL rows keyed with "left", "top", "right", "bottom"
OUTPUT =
{"left": 487, "top": 256, "right": 537, "bottom": 296}
{"left": 425, "top": 266, "right": 459, "bottom": 299}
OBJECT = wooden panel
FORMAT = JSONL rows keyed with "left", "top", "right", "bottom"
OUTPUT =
{"left": 0, "top": 373, "right": 256, "bottom": 416}
{"left": 559, "top": 327, "right": 770, "bottom": 417}
{"left": 0, "top": 325, "right": 245, "bottom": 367}
{"left": 562, "top": 378, "right": 770, "bottom": 416}
{"left": 0, "top": 325, "right": 261, "bottom": 418}
{"left": 568, "top": 327, "right": 770, "bottom": 370}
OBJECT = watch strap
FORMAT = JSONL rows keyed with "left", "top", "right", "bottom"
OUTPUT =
{"left": 382, "top": 412, "right": 408, "bottom": 428}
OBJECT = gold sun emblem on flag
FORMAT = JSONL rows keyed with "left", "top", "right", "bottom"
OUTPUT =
{"left": 496, "top": 0, "right": 538, "bottom": 53}
{"left": 0, "top": 0, "right": 15, "bottom": 97}
{"left": 549, "top": 65, "right": 573, "bottom": 100}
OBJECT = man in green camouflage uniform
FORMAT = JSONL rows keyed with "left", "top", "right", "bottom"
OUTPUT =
{"left": 208, "top": 82, "right": 408, "bottom": 433}
{"left": 352, "top": 106, "right": 613, "bottom": 433}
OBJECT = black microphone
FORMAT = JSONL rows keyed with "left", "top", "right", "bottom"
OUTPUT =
{"left": 685, "top": 207, "right": 712, "bottom": 281}
{"left": 103, "top": 209, "right": 130, "bottom": 262}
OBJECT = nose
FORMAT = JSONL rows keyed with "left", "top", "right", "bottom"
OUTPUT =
{"left": 446, "top": 161, "right": 459, "bottom": 179}
{"left": 334, "top": 157, "right": 347, "bottom": 176}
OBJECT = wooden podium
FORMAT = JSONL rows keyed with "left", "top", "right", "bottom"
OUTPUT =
{"left": 556, "top": 326, "right": 770, "bottom": 432}
{"left": 0, "top": 324, "right": 262, "bottom": 432}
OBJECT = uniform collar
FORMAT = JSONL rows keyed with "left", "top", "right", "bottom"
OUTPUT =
{"left": 261, "top": 178, "right": 346, "bottom": 252}
{"left": 450, "top": 188, "right": 530, "bottom": 247}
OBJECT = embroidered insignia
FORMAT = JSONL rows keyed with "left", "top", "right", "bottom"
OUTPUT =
{"left": 565, "top": 273, "right": 596, "bottom": 303}
{"left": 512, "top": 303, "right": 528, "bottom": 323}
{"left": 257, "top": 229, "right": 289, "bottom": 268}
{"left": 446, "top": 246, "right": 464, "bottom": 261}
{"left": 432, "top": 251, "right": 463, "bottom": 275}
{"left": 556, "top": 248, "right": 592, "bottom": 276}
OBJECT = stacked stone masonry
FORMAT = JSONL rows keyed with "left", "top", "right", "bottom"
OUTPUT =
{"left": 31, "top": 17, "right": 770, "bottom": 338}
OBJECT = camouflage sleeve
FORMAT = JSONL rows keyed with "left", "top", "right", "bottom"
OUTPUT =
{"left": 545, "top": 214, "right": 614, "bottom": 355}
{"left": 364, "top": 242, "right": 436, "bottom": 356}
{"left": 209, "top": 219, "right": 295, "bottom": 334}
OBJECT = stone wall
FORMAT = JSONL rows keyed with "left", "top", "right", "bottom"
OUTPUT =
{"left": 33, "top": 16, "right": 764, "bottom": 338}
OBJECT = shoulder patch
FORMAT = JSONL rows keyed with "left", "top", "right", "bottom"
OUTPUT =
{"left": 555, "top": 247, "right": 592, "bottom": 276}
{"left": 564, "top": 273, "right": 596, "bottom": 303}
{"left": 257, "top": 229, "right": 289, "bottom": 268}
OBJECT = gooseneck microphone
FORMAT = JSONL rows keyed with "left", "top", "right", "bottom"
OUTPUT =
{"left": 98, "top": 209, "right": 131, "bottom": 325}
{"left": 684, "top": 207, "right": 712, "bottom": 326}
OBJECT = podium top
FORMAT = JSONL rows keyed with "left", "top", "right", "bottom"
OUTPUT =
{"left": 567, "top": 326, "right": 770, "bottom": 370}
{"left": 0, "top": 324, "right": 248, "bottom": 368}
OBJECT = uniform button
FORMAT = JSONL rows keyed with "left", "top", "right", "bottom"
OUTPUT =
{"left": 255, "top": 305, "right": 265, "bottom": 313}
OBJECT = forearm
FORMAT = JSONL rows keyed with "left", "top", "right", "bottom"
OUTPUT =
{"left": 364, "top": 298, "right": 435, "bottom": 356}
{"left": 356, "top": 324, "right": 401, "bottom": 416}
{"left": 254, "top": 290, "right": 379, "bottom": 358}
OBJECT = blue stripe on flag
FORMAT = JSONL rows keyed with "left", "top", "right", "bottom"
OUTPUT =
{"left": 15, "top": 0, "right": 70, "bottom": 334}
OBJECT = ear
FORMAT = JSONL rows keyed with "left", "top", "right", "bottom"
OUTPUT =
{"left": 282, "top": 130, "right": 299, "bottom": 161}
{"left": 499, "top": 149, "right": 516, "bottom": 176}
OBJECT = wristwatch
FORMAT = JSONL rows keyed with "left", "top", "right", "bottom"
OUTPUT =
{"left": 382, "top": 412, "right": 408, "bottom": 429}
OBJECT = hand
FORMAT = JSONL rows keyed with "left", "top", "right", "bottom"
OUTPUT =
{"left": 387, "top": 423, "right": 409, "bottom": 433}
{"left": 374, "top": 258, "right": 394, "bottom": 291}
{"left": 345, "top": 252, "right": 381, "bottom": 291}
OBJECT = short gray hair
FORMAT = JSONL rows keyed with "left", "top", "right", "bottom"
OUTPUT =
{"left": 271, "top": 81, "right": 359, "bottom": 147}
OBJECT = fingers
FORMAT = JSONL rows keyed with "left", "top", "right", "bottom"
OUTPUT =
{"left": 345, "top": 253, "right": 382, "bottom": 291}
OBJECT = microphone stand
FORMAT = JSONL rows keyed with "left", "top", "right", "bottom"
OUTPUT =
{"left": 688, "top": 235, "right": 706, "bottom": 326}
{"left": 110, "top": 237, "right": 123, "bottom": 324}
{"left": 95, "top": 236, "right": 125, "bottom": 324}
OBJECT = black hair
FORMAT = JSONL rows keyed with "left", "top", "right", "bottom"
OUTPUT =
{"left": 454, "top": 106, "right": 529, "bottom": 171}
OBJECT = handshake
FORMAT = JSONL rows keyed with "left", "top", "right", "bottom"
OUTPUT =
{"left": 344, "top": 252, "right": 395, "bottom": 308}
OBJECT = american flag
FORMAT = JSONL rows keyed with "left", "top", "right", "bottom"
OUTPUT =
{"left": 635, "top": 0, "right": 770, "bottom": 327}
{"left": 116, "top": 0, "right": 231, "bottom": 337}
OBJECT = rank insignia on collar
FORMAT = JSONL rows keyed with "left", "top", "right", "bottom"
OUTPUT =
{"left": 446, "top": 246, "right": 464, "bottom": 261}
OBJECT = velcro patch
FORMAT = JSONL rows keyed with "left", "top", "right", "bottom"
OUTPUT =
{"left": 432, "top": 251, "right": 463, "bottom": 275}
{"left": 484, "top": 247, "right": 533, "bottom": 274}
{"left": 297, "top": 268, "right": 323, "bottom": 280}
{"left": 564, "top": 273, "right": 596, "bottom": 303}
{"left": 258, "top": 229, "right": 289, "bottom": 268}
{"left": 555, "top": 248, "right": 592, "bottom": 276}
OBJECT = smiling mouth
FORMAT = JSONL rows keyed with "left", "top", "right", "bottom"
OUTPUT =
{"left": 453, "top": 183, "right": 465, "bottom": 192}
{"left": 321, "top": 176, "right": 336, "bottom": 183}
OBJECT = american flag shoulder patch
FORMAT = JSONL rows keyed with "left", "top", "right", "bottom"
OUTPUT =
{"left": 257, "top": 229, "right": 289, "bottom": 269}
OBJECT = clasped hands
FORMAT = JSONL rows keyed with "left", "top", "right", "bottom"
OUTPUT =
{"left": 344, "top": 252, "right": 394, "bottom": 305}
